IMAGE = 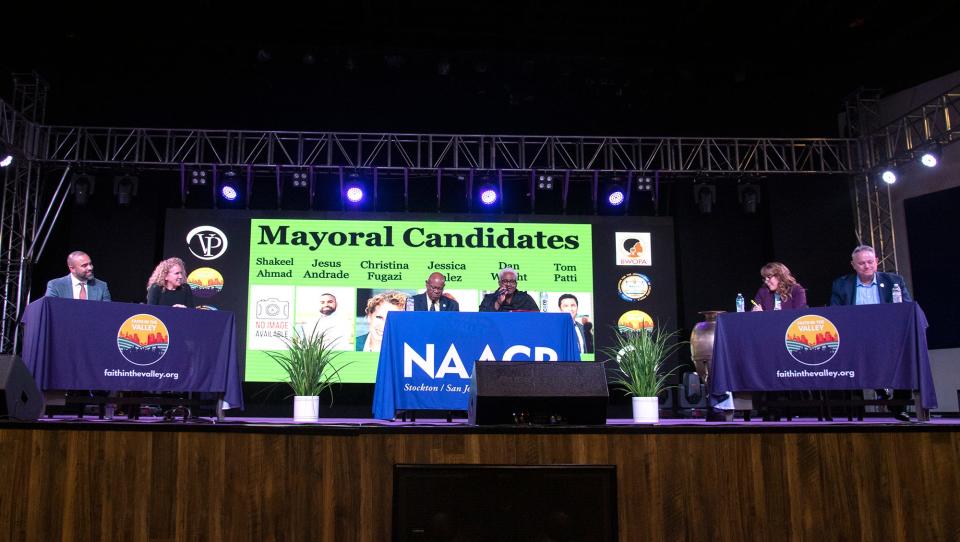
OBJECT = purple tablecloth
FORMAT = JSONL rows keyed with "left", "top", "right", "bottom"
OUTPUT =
{"left": 22, "top": 297, "right": 243, "bottom": 409}
{"left": 709, "top": 302, "right": 936, "bottom": 409}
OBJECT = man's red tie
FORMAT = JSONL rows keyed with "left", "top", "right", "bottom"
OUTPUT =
{"left": 79, "top": 283, "right": 87, "bottom": 300}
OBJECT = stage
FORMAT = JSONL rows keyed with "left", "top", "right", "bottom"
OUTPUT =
{"left": 3, "top": 415, "right": 960, "bottom": 541}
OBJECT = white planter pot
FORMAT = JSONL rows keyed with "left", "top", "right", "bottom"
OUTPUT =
{"left": 293, "top": 395, "right": 320, "bottom": 422}
{"left": 632, "top": 396, "right": 659, "bottom": 424}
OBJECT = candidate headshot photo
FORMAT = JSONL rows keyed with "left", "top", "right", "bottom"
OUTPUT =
{"left": 294, "top": 286, "right": 356, "bottom": 350}
{"left": 355, "top": 289, "right": 407, "bottom": 352}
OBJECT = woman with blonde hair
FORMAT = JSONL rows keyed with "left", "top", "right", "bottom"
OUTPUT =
{"left": 752, "top": 262, "right": 807, "bottom": 311}
{"left": 146, "top": 257, "right": 194, "bottom": 308}
{"left": 355, "top": 291, "right": 407, "bottom": 352}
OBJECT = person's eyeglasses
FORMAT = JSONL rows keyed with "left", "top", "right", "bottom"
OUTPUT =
{"left": 426, "top": 285, "right": 444, "bottom": 291}
{"left": 500, "top": 279, "right": 517, "bottom": 284}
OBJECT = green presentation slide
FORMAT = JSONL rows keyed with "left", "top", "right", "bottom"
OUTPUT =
{"left": 246, "top": 218, "right": 595, "bottom": 382}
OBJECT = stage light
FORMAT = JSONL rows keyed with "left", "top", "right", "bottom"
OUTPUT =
{"left": 537, "top": 174, "right": 554, "bottom": 190}
{"left": 191, "top": 169, "right": 208, "bottom": 185}
{"left": 694, "top": 183, "right": 716, "bottom": 214}
{"left": 71, "top": 174, "right": 95, "bottom": 205}
{"left": 607, "top": 188, "right": 625, "bottom": 206}
{"left": 881, "top": 169, "right": 897, "bottom": 184}
{"left": 0, "top": 145, "right": 12, "bottom": 168}
{"left": 112, "top": 175, "right": 139, "bottom": 206}
{"left": 479, "top": 185, "right": 498, "bottom": 205}
{"left": 291, "top": 171, "right": 309, "bottom": 188}
{"left": 737, "top": 182, "right": 760, "bottom": 214}
{"left": 220, "top": 184, "right": 238, "bottom": 201}
{"left": 919, "top": 148, "right": 939, "bottom": 168}
{"left": 636, "top": 176, "right": 654, "bottom": 192}
{"left": 345, "top": 185, "right": 364, "bottom": 203}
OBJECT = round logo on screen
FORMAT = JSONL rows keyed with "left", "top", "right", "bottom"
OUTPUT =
{"left": 117, "top": 314, "right": 169, "bottom": 366}
{"left": 617, "top": 273, "right": 652, "bottom": 301}
{"left": 617, "top": 310, "right": 654, "bottom": 333}
{"left": 187, "top": 267, "right": 224, "bottom": 298}
{"left": 186, "top": 225, "right": 228, "bottom": 261}
{"left": 785, "top": 315, "right": 840, "bottom": 366}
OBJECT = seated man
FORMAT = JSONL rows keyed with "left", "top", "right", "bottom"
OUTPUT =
{"left": 479, "top": 267, "right": 538, "bottom": 312}
{"left": 830, "top": 244, "right": 912, "bottom": 422}
{"left": 45, "top": 251, "right": 111, "bottom": 301}
{"left": 410, "top": 272, "right": 460, "bottom": 312}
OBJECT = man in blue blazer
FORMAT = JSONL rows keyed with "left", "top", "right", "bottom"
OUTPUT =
{"left": 829, "top": 245, "right": 911, "bottom": 306}
{"left": 45, "top": 251, "right": 112, "bottom": 301}
{"left": 829, "top": 245, "right": 911, "bottom": 420}
{"left": 409, "top": 272, "right": 459, "bottom": 312}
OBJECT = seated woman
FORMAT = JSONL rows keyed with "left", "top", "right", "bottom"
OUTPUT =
{"left": 752, "top": 262, "right": 807, "bottom": 311}
{"left": 146, "top": 257, "right": 195, "bottom": 308}
{"left": 356, "top": 291, "right": 407, "bottom": 352}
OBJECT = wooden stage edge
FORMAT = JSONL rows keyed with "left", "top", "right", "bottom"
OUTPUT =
{"left": 3, "top": 418, "right": 960, "bottom": 541}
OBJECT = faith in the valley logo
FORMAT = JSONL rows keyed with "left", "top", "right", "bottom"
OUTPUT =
{"left": 784, "top": 315, "right": 840, "bottom": 366}
{"left": 117, "top": 314, "right": 170, "bottom": 366}
{"left": 187, "top": 267, "right": 224, "bottom": 298}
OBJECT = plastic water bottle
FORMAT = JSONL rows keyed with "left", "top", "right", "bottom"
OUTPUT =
{"left": 891, "top": 283, "right": 903, "bottom": 303}
{"left": 405, "top": 297, "right": 415, "bottom": 311}
{"left": 773, "top": 294, "right": 782, "bottom": 311}
{"left": 736, "top": 293, "right": 745, "bottom": 313}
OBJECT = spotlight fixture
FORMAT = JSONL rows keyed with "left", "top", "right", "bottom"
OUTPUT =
{"left": 636, "top": 176, "right": 654, "bottom": 192}
{"left": 71, "top": 174, "right": 96, "bottom": 205}
{"left": 291, "top": 171, "right": 309, "bottom": 188}
{"left": 190, "top": 169, "right": 208, "bottom": 185}
{"left": 537, "top": 174, "right": 554, "bottom": 190}
{"left": 112, "top": 174, "right": 139, "bottom": 206}
{"left": 606, "top": 186, "right": 625, "bottom": 207}
{"left": 737, "top": 182, "right": 760, "bottom": 214}
{"left": 0, "top": 143, "right": 13, "bottom": 168}
{"left": 345, "top": 184, "right": 364, "bottom": 203}
{"left": 478, "top": 184, "right": 498, "bottom": 205}
{"left": 919, "top": 147, "right": 940, "bottom": 168}
{"left": 219, "top": 169, "right": 240, "bottom": 202}
{"left": 694, "top": 182, "right": 716, "bottom": 214}
{"left": 880, "top": 169, "right": 897, "bottom": 185}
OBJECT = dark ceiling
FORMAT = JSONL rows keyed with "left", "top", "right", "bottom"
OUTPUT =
{"left": 2, "top": 1, "right": 957, "bottom": 137}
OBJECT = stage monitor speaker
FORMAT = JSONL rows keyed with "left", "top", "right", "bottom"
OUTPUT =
{"left": 0, "top": 355, "right": 43, "bottom": 421}
{"left": 468, "top": 361, "right": 608, "bottom": 425}
{"left": 678, "top": 371, "right": 708, "bottom": 409}
{"left": 394, "top": 464, "right": 618, "bottom": 541}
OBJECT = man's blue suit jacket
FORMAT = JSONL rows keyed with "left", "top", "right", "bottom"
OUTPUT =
{"left": 829, "top": 271, "right": 910, "bottom": 306}
{"left": 45, "top": 274, "right": 112, "bottom": 301}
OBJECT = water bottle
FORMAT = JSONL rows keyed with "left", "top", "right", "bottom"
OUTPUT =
{"left": 773, "top": 294, "right": 781, "bottom": 311}
{"left": 405, "top": 297, "right": 415, "bottom": 311}
{"left": 891, "top": 283, "right": 902, "bottom": 303}
{"left": 736, "top": 293, "right": 745, "bottom": 313}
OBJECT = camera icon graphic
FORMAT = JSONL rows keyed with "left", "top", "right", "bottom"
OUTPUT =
{"left": 256, "top": 298, "right": 289, "bottom": 319}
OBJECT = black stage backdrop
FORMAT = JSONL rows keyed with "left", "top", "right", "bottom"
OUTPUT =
{"left": 29, "top": 172, "right": 858, "bottom": 415}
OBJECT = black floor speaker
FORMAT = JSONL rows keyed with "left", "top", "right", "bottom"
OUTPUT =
{"left": 0, "top": 355, "right": 44, "bottom": 421}
{"left": 468, "top": 361, "right": 608, "bottom": 425}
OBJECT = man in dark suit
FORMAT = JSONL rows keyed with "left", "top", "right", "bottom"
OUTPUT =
{"left": 558, "top": 293, "right": 593, "bottom": 354}
{"left": 45, "top": 251, "right": 112, "bottom": 301}
{"left": 410, "top": 272, "right": 459, "bottom": 312}
{"left": 830, "top": 245, "right": 912, "bottom": 421}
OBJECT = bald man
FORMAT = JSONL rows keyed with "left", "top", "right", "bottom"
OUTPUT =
{"left": 409, "top": 272, "right": 460, "bottom": 311}
{"left": 45, "top": 250, "right": 112, "bottom": 301}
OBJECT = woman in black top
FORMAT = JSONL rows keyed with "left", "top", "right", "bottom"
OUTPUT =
{"left": 146, "top": 257, "right": 195, "bottom": 308}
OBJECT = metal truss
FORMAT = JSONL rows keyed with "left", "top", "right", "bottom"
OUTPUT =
{"left": 35, "top": 126, "right": 862, "bottom": 174}
{"left": 0, "top": 162, "right": 41, "bottom": 353}
{"left": 850, "top": 173, "right": 897, "bottom": 272}
{"left": 863, "top": 82, "right": 960, "bottom": 169}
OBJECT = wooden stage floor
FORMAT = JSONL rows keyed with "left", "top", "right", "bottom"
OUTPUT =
{"left": 2, "top": 416, "right": 959, "bottom": 541}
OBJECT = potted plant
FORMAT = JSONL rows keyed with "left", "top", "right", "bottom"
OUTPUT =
{"left": 603, "top": 325, "right": 683, "bottom": 423}
{"left": 265, "top": 323, "right": 349, "bottom": 422}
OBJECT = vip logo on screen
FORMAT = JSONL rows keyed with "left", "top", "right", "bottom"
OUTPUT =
{"left": 187, "top": 267, "right": 224, "bottom": 298}
{"left": 785, "top": 315, "right": 840, "bottom": 366}
{"left": 186, "top": 225, "right": 228, "bottom": 260}
{"left": 615, "top": 232, "right": 652, "bottom": 266}
{"left": 618, "top": 273, "right": 652, "bottom": 301}
{"left": 117, "top": 314, "right": 169, "bottom": 366}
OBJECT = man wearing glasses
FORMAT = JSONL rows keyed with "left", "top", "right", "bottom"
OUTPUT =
{"left": 410, "top": 272, "right": 460, "bottom": 311}
{"left": 479, "top": 267, "right": 538, "bottom": 312}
